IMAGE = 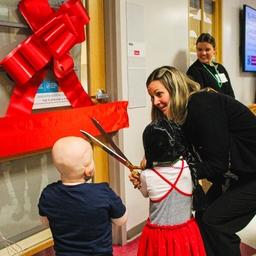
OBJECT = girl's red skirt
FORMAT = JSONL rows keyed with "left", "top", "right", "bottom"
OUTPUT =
{"left": 137, "top": 217, "right": 206, "bottom": 256}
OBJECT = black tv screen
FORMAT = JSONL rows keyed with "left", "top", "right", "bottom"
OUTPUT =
{"left": 241, "top": 5, "right": 256, "bottom": 72}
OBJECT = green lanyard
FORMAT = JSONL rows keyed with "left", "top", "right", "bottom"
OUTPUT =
{"left": 202, "top": 62, "right": 223, "bottom": 88}
{"left": 152, "top": 158, "right": 180, "bottom": 168}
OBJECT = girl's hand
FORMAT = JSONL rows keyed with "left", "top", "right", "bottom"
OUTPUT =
{"left": 128, "top": 156, "right": 146, "bottom": 189}
{"left": 129, "top": 171, "right": 141, "bottom": 189}
{"left": 140, "top": 156, "right": 147, "bottom": 170}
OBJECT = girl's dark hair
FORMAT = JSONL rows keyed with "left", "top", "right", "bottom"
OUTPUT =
{"left": 196, "top": 33, "right": 216, "bottom": 48}
{"left": 143, "top": 119, "right": 186, "bottom": 168}
{"left": 143, "top": 119, "right": 209, "bottom": 211}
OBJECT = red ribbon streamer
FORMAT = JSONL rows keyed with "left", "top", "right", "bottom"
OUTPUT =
{"left": 0, "top": 0, "right": 93, "bottom": 117}
{"left": 0, "top": 101, "right": 129, "bottom": 158}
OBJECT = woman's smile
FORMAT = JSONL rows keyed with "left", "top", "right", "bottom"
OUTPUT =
{"left": 147, "top": 81, "right": 170, "bottom": 116}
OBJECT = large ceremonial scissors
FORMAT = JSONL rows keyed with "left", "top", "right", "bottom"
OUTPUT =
{"left": 80, "top": 118, "right": 141, "bottom": 174}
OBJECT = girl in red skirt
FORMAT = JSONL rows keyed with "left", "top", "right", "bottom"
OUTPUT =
{"left": 137, "top": 119, "right": 207, "bottom": 256}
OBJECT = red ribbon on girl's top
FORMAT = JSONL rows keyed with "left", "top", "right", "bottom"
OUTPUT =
{"left": 0, "top": 0, "right": 93, "bottom": 117}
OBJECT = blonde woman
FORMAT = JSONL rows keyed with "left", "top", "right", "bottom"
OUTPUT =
{"left": 131, "top": 66, "right": 256, "bottom": 256}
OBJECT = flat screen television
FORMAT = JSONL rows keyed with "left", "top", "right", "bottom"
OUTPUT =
{"left": 241, "top": 4, "right": 256, "bottom": 72}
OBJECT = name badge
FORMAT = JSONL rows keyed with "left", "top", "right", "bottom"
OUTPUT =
{"left": 215, "top": 73, "right": 228, "bottom": 83}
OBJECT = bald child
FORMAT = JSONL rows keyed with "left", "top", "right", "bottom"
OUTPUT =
{"left": 38, "top": 136, "right": 128, "bottom": 256}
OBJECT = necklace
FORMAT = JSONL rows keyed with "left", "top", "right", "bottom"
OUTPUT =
{"left": 202, "top": 62, "right": 223, "bottom": 88}
{"left": 152, "top": 158, "right": 189, "bottom": 169}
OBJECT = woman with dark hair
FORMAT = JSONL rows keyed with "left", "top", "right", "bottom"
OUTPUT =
{"left": 187, "top": 33, "right": 235, "bottom": 97}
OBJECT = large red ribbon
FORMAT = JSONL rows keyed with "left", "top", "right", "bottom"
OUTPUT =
{"left": 0, "top": 0, "right": 93, "bottom": 117}
{"left": 0, "top": 101, "right": 129, "bottom": 157}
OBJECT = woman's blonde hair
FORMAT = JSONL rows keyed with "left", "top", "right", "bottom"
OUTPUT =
{"left": 146, "top": 66, "right": 201, "bottom": 124}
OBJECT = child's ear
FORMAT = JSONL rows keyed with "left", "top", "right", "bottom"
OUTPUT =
{"left": 84, "top": 164, "right": 95, "bottom": 180}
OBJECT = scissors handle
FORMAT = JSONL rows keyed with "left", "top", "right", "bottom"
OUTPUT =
{"left": 131, "top": 170, "right": 141, "bottom": 176}
{"left": 125, "top": 162, "right": 141, "bottom": 174}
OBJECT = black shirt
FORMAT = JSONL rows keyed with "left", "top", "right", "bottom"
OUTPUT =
{"left": 183, "top": 91, "right": 256, "bottom": 179}
{"left": 187, "top": 59, "right": 235, "bottom": 98}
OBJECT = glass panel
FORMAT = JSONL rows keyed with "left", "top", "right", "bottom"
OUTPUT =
{"left": 0, "top": 0, "right": 89, "bottom": 248}
{"left": 0, "top": 1, "right": 27, "bottom": 25}
{"left": 189, "top": 0, "right": 201, "bottom": 65}
{"left": 204, "top": 0, "right": 213, "bottom": 35}
{"left": 0, "top": 0, "right": 69, "bottom": 23}
{"left": 0, "top": 0, "right": 88, "bottom": 115}
{"left": 0, "top": 152, "right": 60, "bottom": 249}
{"left": 189, "top": 0, "right": 213, "bottom": 65}
{"left": 203, "top": 0, "right": 213, "bottom": 61}
{"left": 0, "top": 27, "right": 31, "bottom": 117}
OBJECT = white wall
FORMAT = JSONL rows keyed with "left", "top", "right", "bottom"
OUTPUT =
{"left": 116, "top": 0, "right": 189, "bottom": 232}
{"left": 116, "top": 0, "right": 256, "bottom": 233}
{"left": 223, "top": 0, "right": 256, "bottom": 104}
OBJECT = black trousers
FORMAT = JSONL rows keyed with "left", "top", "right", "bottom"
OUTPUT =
{"left": 196, "top": 174, "right": 256, "bottom": 256}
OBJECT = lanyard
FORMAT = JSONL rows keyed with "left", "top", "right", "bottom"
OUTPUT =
{"left": 202, "top": 62, "right": 223, "bottom": 88}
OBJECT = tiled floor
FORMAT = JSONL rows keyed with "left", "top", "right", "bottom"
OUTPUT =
{"left": 238, "top": 215, "right": 256, "bottom": 256}
{"left": 113, "top": 236, "right": 140, "bottom": 256}
{"left": 113, "top": 215, "right": 256, "bottom": 256}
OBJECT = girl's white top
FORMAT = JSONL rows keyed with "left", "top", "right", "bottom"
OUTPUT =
{"left": 140, "top": 158, "right": 193, "bottom": 226}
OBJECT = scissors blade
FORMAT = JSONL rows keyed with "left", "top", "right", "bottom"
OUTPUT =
{"left": 91, "top": 118, "right": 129, "bottom": 161}
{"left": 80, "top": 130, "right": 140, "bottom": 171}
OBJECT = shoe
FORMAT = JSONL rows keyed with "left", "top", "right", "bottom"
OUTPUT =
{"left": 12, "top": 205, "right": 25, "bottom": 221}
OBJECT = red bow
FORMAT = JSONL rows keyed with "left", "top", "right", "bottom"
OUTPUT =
{"left": 0, "top": 0, "right": 93, "bottom": 117}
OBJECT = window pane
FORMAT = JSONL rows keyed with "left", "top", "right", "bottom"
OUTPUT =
{"left": 0, "top": 152, "right": 60, "bottom": 248}
{"left": 204, "top": 0, "right": 212, "bottom": 14}
{"left": 0, "top": 27, "right": 31, "bottom": 117}
{"left": 0, "top": 0, "right": 88, "bottom": 115}
{"left": 204, "top": 0, "right": 213, "bottom": 35}
{"left": 0, "top": 0, "right": 89, "bottom": 248}
{"left": 189, "top": 0, "right": 201, "bottom": 65}
{"left": 189, "top": 0, "right": 213, "bottom": 65}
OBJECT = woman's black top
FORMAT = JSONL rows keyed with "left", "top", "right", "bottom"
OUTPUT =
{"left": 187, "top": 59, "right": 235, "bottom": 98}
{"left": 183, "top": 91, "right": 256, "bottom": 180}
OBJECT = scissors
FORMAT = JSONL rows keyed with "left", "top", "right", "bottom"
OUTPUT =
{"left": 80, "top": 118, "right": 141, "bottom": 174}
